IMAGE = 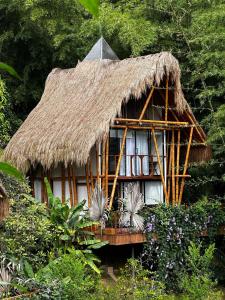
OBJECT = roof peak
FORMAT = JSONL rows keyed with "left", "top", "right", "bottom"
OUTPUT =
{"left": 83, "top": 37, "right": 119, "bottom": 61}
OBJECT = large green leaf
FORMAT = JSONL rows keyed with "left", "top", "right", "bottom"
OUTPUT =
{"left": 0, "top": 162, "right": 24, "bottom": 181}
{"left": 78, "top": 0, "right": 100, "bottom": 17}
{"left": 0, "top": 62, "right": 21, "bottom": 80}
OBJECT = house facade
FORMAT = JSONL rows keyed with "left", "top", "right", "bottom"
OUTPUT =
{"left": 4, "top": 38, "right": 209, "bottom": 209}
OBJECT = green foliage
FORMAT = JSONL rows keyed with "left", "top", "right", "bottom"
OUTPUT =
{"left": 97, "top": 258, "right": 166, "bottom": 300}
{"left": 0, "top": 62, "right": 21, "bottom": 80}
{"left": 0, "top": 78, "right": 11, "bottom": 147}
{"left": 179, "top": 242, "right": 223, "bottom": 300}
{"left": 142, "top": 199, "right": 225, "bottom": 291}
{"left": 0, "top": 194, "right": 56, "bottom": 270}
{"left": 0, "top": 162, "right": 24, "bottom": 181}
{"left": 79, "top": 0, "right": 100, "bottom": 18}
{"left": 45, "top": 178, "right": 107, "bottom": 273}
{"left": 36, "top": 251, "right": 99, "bottom": 300}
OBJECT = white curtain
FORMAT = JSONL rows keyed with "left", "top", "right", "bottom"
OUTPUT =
{"left": 151, "top": 131, "right": 163, "bottom": 175}
{"left": 144, "top": 181, "right": 163, "bottom": 204}
{"left": 136, "top": 131, "right": 149, "bottom": 175}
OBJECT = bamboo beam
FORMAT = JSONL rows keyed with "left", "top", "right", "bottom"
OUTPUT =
{"left": 178, "top": 127, "right": 194, "bottom": 204}
{"left": 96, "top": 143, "right": 100, "bottom": 186}
{"left": 85, "top": 161, "right": 91, "bottom": 207}
{"left": 165, "top": 79, "right": 169, "bottom": 122}
{"left": 89, "top": 159, "right": 94, "bottom": 192}
{"left": 171, "top": 130, "right": 175, "bottom": 206}
{"left": 67, "top": 165, "right": 73, "bottom": 207}
{"left": 139, "top": 86, "right": 155, "bottom": 121}
{"left": 72, "top": 167, "right": 78, "bottom": 206}
{"left": 61, "top": 165, "right": 65, "bottom": 203}
{"left": 102, "top": 139, "right": 106, "bottom": 193}
{"left": 115, "top": 117, "right": 189, "bottom": 126}
{"left": 109, "top": 127, "right": 128, "bottom": 210}
{"left": 167, "top": 134, "right": 173, "bottom": 205}
{"left": 176, "top": 130, "right": 181, "bottom": 204}
{"left": 185, "top": 111, "right": 206, "bottom": 143}
{"left": 105, "top": 136, "right": 109, "bottom": 199}
{"left": 152, "top": 128, "right": 169, "bottom": 205}
{"left": 111, "top": 125, "right": 190, "bottom": 131}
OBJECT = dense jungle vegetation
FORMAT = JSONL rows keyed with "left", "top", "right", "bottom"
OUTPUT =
{"left": 1, "top": 0, "right": 225, "bottom": 299}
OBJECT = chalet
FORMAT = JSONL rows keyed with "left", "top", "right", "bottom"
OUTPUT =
{"left": 4, "top": 38, "right": 210, "bottom": 215}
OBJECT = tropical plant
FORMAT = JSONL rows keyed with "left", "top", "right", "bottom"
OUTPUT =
{"left": 97, "top": 258, "right": 165, "bottom": 300}
{"left": 179, "top": 242, "right": 222, "bottom": 300}
{"left": 44, "top": 178, "right": 107, "bottom": 273}
{"left": 36, "top": 250, "right": 99, "bottom": 300}
{"left": 0, "top": 62, "right": 21, "bottom": 80}
{"left": 78, "top": 0, "right": 100, "bottom": 18}
{"left": 120, "top": 183, "right": 144, "bottom": 231}
{"left": 89, "top": 183, "right": 108, "bottom": 230}
{"left": 0, "top": 195, "right": 55, "bottom": 270}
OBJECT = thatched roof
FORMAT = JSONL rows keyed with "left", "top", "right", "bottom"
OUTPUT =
{"left": 4, "top": 52, "right": 201, "bottom": 172}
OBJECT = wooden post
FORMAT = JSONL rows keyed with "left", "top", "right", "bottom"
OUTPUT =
{"left": 167, "top": 134, "right": 173, "bottom": 205}
{"left": 61, "top": 165, "right": 65, "bottom": 203}
{"left": 139, "top": 86, "right": 155, "bottom": 121}
{"left": 102, "top": 139, "right": 106, "bottom": 193}
{"left": 176, "top": 130, "right": 181, "bottom": 204}
{"left": 109, "top": 127, "right": 128, "bottom": 210}
{"left": 96, "top": 143, "right": 100, "bottom": 186}
{"left": 165, "top": 79, "right": 169, "bottom": 122}
{"left": 85, "top": 161, "right": 91, "bottom": 207}
{"left": 67, "top": 165, "right": 73, "bottom": 207}
{"left": 171, "top": 130, "right": 175, "bottom": 206}
{"left": 178, "top": 127, "right": 194, "bottom": 204}
{"left": 72, "top": 167, "right": 78, "bottom": 206}
{"left": 89, "top": 159, "right": 94, "bottom": 192}
{"left": 152, "top": 128, "right": 169, "bottom": 204}
{"left": 105, "top": 136, "right": 109, "bottom": 199}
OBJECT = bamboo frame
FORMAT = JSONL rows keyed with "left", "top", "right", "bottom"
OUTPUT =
{"left": 61, "top": 165, "right": 65, "bottom": 203}
{"left": 105, "top": 136, "right": 109, "bottom": 199}
{"left": 165, "top": 79, "right": 169, "bottom": 122}
{"left": 102, "top": 139, "right": 106, "bottom": 193}
{"left": 67, "top": 165, "right": 73, "bottom": 207}
{"left": 171, "top": 130, "right": 175, "bottom": 206}
{"left": 152, "top": 128, "right": 169, "bottom": 204}
{"left": 185, "top": 111, "right": 205, "bottom": 143}
{"left": 109, "top": 127, "right": 128, "bottom": 210}
{"left": 72, "top": 167, "right": 78, "bottom": 206}
{"left": 178, "top": 127, "right": 194, "bottom": 204}
{"left": 115, "top": 117, "right": 189, "bottom": 126}
{"left": 96, "top": 143, "right": 100, "bottom": 186}
{"left": 139, "top": 86, "right": 155, "bottom": 121}
{"left": 85, "top": 161, "right": 91, "bottom": 207}
{"left": 167, "top": 133, "right": 173, "bottom": 204}
{"left": 176, "top": 130, "right": 181, "bottom": 204}
{"left": 89, "top": 159, "right": 94, "bottom": 191}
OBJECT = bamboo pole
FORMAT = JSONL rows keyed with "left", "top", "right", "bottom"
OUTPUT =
{"left": 115, "top": 117, "right": 189, "bottom": 126}
{"left": 176, "top": 130, "right": 181, "bottom": 204}
{"left": 165, "top": 79, "right": 169, "bottom": 122}
{"left": 139, "top": 86, "right": 155, "bottom": 121}
{"left": 171, "top": 130, "right": 175, "bottom": 206}
{"left": 185, "top": 111, "right": 205, "bottom": 143}
{"left": 72, "top": 167, "right": 78, "bottom": 206}
{"left": 178, "top": 127, "right": 194, "bottom": 204}
{"left": 89, "top": 159, "right": 94, "bottom": 192}
{"left": 96, "top": 143, "right": 100, "bottom": 186}
{"left": 105, "top": 136, "right": 109, "bottom": 199}
{"left": 85, "top": 161, "right": 91, "bottom": 207}
{"left": 111, "top": 125, "right": 193, "bottom": 132}
{"left": 152, "top": 128, "right": 169, "bottom": 204}
{"left": 167, "top": 134, "right": 173, "bottom": 205}
{"left": 102, "top": 139, "right": 106, "bottom": 193}
{"left": 61, "top": 165, "right": 65, "bottom": 203}
{"left": 109, "top": 127, "right": 128, "bottom": 210}
{"left": 67, "top": 165, "right": 73, "bottom": 207}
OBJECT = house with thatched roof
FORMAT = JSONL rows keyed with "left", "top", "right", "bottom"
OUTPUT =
{"left": 4, "top": 37, "right": 210, "bottom": 216}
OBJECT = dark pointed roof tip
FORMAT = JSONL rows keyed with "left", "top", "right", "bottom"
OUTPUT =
{"left": 84, "top": 36, "right": 119, "bottom": 61}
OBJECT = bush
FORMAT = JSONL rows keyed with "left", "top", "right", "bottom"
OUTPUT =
{"left": 0, "top": 194, "right": 56, "bottom": 270}
{"left": 97, "top": 259, "right": 166, "bottom": 300}
{"left": 142, "top": 199, "right": 225, "bottom": 291}
{"left": 36, "top": 250, "right": 99, "bottom": 300}
{"left": 179, "top": 242, "right": 223, "bottom": 300}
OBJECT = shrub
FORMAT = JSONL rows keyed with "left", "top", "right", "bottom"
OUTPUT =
{"left": 0, "top": 194, "right": 56, "bottom": 270}
{"left": 36, "top": 250, "right": 99, "bottom": 300}
{"left": 142, "top": 199, "right": 225, "bottom": 291}
{"left": 97, "top": 259, "right": 166, "bottom": 300}
{"left": 179, "top": 242, "right": 223, "bottom": 300}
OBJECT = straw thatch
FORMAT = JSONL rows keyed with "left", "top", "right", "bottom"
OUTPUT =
{"left": 4, "top": 52, "right": 195, "bottom": 172}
